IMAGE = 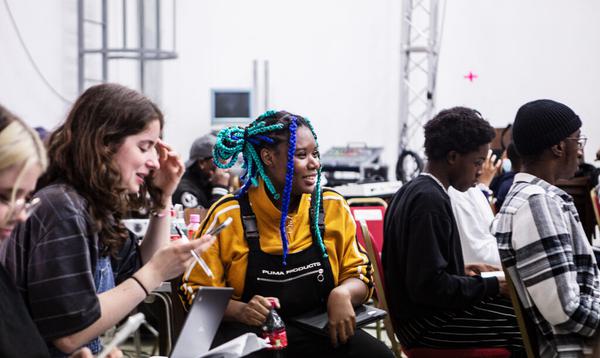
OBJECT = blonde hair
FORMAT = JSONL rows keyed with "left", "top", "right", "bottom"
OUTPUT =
{"left": 0, "top": 105, "right": 48, "bottom": 207}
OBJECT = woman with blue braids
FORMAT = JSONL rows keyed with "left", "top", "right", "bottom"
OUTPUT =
{"left": 181, "top": 111, "right": 393, "bottom": 358}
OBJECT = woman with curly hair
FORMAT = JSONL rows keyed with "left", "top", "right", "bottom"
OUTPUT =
{"left": 3, "top": 83, "right": 215, "bottom": 357}
{"left": 181, "top": 110, "right": 394, "bottom": 358}
{"left": 0, "top": 104, "right": 125, "bottom": 358}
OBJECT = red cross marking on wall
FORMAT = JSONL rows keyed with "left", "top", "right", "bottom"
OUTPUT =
{"left": 464, "top": 71, "right": 478, "bottom": 82}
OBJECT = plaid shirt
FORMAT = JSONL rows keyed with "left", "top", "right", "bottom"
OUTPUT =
{"left": 493, "top": 173, "right": 600, "bottom": 358}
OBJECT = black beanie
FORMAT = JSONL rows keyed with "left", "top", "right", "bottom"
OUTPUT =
{"left": 512, "top": 99, "right": 581, "bottom": 155}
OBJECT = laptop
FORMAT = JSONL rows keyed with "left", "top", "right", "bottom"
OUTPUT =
{"left": 290, "top": 304, "right": 387, "bottom": 336}
{"left": 170, "top": 286, "right": 233, "bottom": 358}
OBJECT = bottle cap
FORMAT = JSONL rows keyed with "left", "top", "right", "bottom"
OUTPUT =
{"left": 267, "top": 298, "right": 277, "bottom": 308}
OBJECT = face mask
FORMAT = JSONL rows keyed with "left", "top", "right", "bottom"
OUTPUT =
{"left": 502, "top": 159, "right": 512, "bottom": 173}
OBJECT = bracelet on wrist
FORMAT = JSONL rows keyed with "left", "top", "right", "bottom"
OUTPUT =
{"left": 151, "top": 210, "right": 168, "bottom": 218}
{"left": 130, "top": 275, "right": 149, "bottom": 296}
{"left": 151, "top": 205, "right": 172, "bottom": 218}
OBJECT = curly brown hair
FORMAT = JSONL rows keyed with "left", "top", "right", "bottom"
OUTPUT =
{"left": 40, "top": 83, "right": 165, "bottom": 256}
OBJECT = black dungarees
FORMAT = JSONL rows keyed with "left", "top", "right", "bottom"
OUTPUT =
{"left": 212, "top": 192, "right": 394, "bottom": 358}
{"left": 238, "top": 193, "right": 335, "bottom": 319}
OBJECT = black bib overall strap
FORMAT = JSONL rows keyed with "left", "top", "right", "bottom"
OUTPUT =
{"left": 238, "top": 192, "right": 335, "bottom": 318}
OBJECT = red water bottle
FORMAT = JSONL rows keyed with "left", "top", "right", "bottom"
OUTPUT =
{"left": 261, "top": 299, "right": 287, "bottom": 353}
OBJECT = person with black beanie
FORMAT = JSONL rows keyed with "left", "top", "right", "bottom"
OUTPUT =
{"left": 492, "top": 99, "right": 598, "bottom": 357}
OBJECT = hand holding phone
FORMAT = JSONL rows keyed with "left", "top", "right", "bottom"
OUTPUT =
{"left": 177, "top": 217, "right": 232, "bottom": 278}
{"left": 206, "top": 217, "right": 233, "bottom": 237}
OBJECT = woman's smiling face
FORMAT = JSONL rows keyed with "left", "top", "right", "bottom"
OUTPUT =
{"left": 113, "top": 119, "right": 161, "bottom": 193}
{"left": 266, "top": 125, "right": 321, "bottom": 196}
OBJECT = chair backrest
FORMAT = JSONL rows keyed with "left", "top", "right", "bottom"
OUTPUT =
{"left": 590, "top": 188, "right": 600, "bottom": 227}
{"left": 557, "top": 176, "right": 595, "bottom": 241}
{"left": 359, "top": 220, "right": 387, "bottom": 295}
{"left": 347, "top": 197, "right": 388, "bottom": 207}
{"left": 348, "top": 197, "right": 387, "bottom": 255}
{"left": 504, "top": 271, "right": 538, "bottom": 358}
{"left": 358, "top": 219, "right": 402, "bottom": 357}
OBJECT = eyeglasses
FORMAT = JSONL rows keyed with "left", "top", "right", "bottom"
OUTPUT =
{"left": 565, "top": 135, "right": 588, "bottom": 149}
{"left": 0, "top": 197, "right": 41, "bottom": 219}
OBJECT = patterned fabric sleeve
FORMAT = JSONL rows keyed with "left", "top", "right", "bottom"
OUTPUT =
{"left": 5, "top": 185, "right": 101, "bottom": 340}
{"left": 512, "top": 193, "right": 600, "bottom": 336}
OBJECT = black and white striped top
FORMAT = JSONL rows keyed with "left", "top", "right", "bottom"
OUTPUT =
{"left": 3, "top": 183, "right": 140, "bottom": 344}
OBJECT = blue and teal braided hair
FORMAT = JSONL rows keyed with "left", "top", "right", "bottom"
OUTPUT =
{"left": 213, "top": 110, "right": 327, "bottom": 265}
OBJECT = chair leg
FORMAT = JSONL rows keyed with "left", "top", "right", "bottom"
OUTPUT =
{"left": 133, "top": 329, "right": 142, "bottom": 357}
{"left": 383, "top": 316, "right": 403, "bottom": 358}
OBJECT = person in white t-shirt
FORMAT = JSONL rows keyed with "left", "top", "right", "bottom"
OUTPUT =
{"left": 449, "top": 149, "right": 501, "bottom": 266}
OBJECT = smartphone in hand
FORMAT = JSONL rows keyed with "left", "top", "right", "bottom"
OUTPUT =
{"left": 206, "top": 217, "right": 233, "bottom": 237}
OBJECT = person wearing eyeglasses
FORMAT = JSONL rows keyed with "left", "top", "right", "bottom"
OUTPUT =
{"left": 492, "top": 99, "right": 600, "bottom": 357}
{"left": 0, "top": 104, "right": 123, "bottom": 358}
{"left": 572, "top": 137, "right": 599, "bottom": 187}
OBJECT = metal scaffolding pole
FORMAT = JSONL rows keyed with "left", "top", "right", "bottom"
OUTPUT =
{"left": 399, "top": 0, "right": 441, "bottom": 155}
{"left": 77, "top": 0, "right": 178, "bottom": 95}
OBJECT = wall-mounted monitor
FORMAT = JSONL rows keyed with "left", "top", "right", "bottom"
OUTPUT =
{"left": 211, "top": 89, "right": 253, "bottom": 125}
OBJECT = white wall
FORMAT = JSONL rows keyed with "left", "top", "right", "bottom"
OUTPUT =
{"left": 0, "top": 0, "right": 76, "bottom": 127}
{"left": 1, "top": 0, "right": 599, "bottom": 172}
{"left": 161, "top": 0, "right": 402, "bottom": 169}
{"left": 436, "top": 0, "right": 600, "bottom": 161}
